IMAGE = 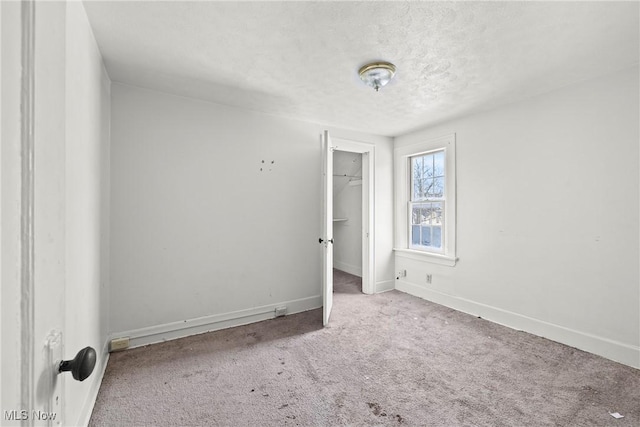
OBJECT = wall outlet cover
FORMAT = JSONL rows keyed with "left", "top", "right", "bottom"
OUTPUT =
{"left": 110, "top": 337, "right": 130, "bottom": 352}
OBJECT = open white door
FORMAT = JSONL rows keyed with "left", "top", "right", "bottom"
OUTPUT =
{"left": 321, "top": 130, "right": 334, "bottom": 326}
{"left": 1, "top": 2, "right": 67, "bottom": 424}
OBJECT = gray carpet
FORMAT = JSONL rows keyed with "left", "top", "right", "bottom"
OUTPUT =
{"left": 90, "top": 270, "right": 639, "bottom": 426}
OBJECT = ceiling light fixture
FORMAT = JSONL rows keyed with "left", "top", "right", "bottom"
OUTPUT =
{"left": 358, "top": 61, "right": 396, "bottom": 92}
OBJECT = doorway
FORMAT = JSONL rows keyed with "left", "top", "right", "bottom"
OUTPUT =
{"left": 333, "top": 150, "right": 364, "bottom": 292}
{"left": 321, "top": 132, "right": 375, "bottom": 325}
{"left": 329, "top": 136, "right": 375, "bottom": 296}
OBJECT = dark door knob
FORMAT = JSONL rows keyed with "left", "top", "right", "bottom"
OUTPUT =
{"left": 59, "top": 346, "right": 96, "bottom": 382}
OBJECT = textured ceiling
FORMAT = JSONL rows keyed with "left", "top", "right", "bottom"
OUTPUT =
{"left": 83, "top": 1, "right": 639, "bottom": 137}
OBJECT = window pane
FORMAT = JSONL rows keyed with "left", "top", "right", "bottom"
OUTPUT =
{"left": 411, "top": 206, "right": 420, "bottom": 225}
{"left": 411, "top": 151, "right": 445, "bottom": 202}
{"left": 425, "top": 179, "right": 434, "bottom": 198}
{"left": 432, "top": 177, "right": 444, "bottom": 198}
{"left": 431, "top": 202, "right": 443, "bottom": 225}
{"left": 414, "top": 179, "right": 427, "bottom": 200}
{"left": 434, "top": 151, "right": 445, "bottom": 177}
{"left": 424, "top": 154, "right": 434, "bottom": 178}
{"left": 412, "top": 153, "right": 440, "bottom": 201}
{"left": 411, "top": 157, "right": 425, "bottom": 199}
{"left": 421, "top": 203, "right": 430, "bottom": 225}
{"left": 421, "top": 206, "right": 430, "bottom": 225}
{"left": 410, "top": 201, "right": 444, "bottom": 251}
{"left": 411, "top": 225, "right": 421, "bottom": 245}
{"left": 432, "top": 226, "right": 442, "bottom": 248}
{"left": 421, "top": 225, "right": 431, "bottom": 246}
{"left": 412, "top": 204, "right": 429, "bottom": 224}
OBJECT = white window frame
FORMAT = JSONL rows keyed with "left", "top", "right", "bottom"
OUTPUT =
{"left": 408, "top": 150, "right": 446, "bottom": 253}
{"left": 394, "top": 134, "right": 457, "bottom": 266}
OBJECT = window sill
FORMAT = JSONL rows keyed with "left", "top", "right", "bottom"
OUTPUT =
{"left": 393, "top": 248, "right": 458, "bottom": 267}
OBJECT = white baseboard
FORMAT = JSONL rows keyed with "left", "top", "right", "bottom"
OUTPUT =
{"left": 376, "top": 279, "right": 395, "bottom": 293}
{"left": 111, "top": 295, "right": 323, "bottom": 350}
{"left": 77, "top": 338, "right": 110, "bottom": 427}
{"left": 396, "top": 280, "right": 640, "bottom": 369}
{"left": 334, "top": 260, "right": 362, "bottom": 277}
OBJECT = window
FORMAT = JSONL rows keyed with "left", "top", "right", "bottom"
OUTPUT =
{"left": 409, "top": 150, "right": 445, "bottom": 252}
{"left": 394, "top": 134, "right": 456, "bottom": 266}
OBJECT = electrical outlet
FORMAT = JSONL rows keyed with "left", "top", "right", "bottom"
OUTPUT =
{"left": 110, "top": 337, "right": 130, "bottom": 352}
{"left": 397, "top": 270, "right": 406, "bottom": 278}
{"left": 275, "top": 306, "right": 287, "bottom": 317}
{"left": 426, "top": 274, "right": 433, "bottom": 284}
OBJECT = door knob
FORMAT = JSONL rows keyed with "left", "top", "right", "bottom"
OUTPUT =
{"left": 59, "top": 346, "right": 96, "bottom": 382}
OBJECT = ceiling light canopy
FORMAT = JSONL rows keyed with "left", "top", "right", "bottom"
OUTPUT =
{"left": 359, "top": 61, "right": 396, "bottom": 92}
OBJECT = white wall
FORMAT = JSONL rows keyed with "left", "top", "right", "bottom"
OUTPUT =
{"left": 64, "top": 2, "right": 111, "bottom": 425}
{"left": 333, "top": 165, "right": 363, "bottom": 277}
{"left": 394, "top": 66, "right": 640, "bottom": 368}
{"left": 109, "top": 84, "right": 394, "bottom": 344}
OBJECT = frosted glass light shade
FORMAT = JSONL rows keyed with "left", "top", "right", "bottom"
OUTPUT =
{"left": 358, "top": 62, "right": 396, "bottom": 92}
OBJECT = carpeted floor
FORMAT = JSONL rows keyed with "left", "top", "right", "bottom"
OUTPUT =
{"left": 90, "top": 270, "right": 639, "bottom": 426}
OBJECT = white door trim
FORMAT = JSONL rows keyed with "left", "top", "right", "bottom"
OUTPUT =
{"left": 20, "top": 0, "right": 37, "bottom": 416}
{"left": 321, "top": 131, "right": 334, "bottom": 325}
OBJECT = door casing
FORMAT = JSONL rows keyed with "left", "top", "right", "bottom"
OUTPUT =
{"left": 329, "top": 136, "right": 376, "bottom": 295}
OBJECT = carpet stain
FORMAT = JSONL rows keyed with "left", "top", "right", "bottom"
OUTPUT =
{"left": 303, "top": 359, "right": 320, "bottom": 382}
{"left": 367, "top": 402, "right": 382, "bottom": 416}
{"left": 367, "top": 403, "right": 405, "bottom": 424}
{"left": 246, "top": 332, "right": 262, "bottom": 344}
{"left": 581, "top": 385, "right": 598, "bottom": 394}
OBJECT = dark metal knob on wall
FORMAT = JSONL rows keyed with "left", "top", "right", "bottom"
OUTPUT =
{"left": 59, "top": 346, "right": 96, "bottom": 382}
